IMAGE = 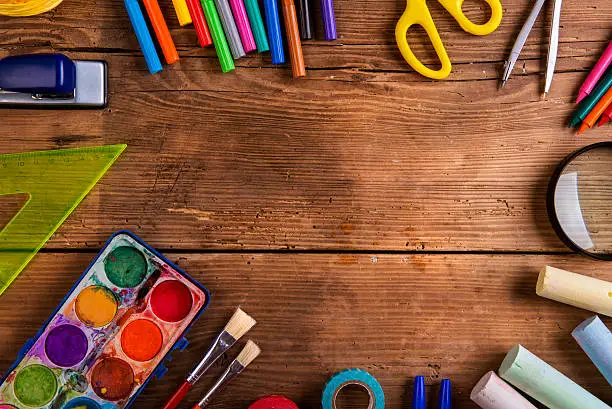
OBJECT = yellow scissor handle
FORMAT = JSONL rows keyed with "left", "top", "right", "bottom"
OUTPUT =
{"left": 395, "top": 0, "right": 503, "bottom": 80}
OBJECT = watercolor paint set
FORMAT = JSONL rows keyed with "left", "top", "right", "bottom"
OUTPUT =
{"left": 0, "top": 231, "right": 210, "bottom": 409}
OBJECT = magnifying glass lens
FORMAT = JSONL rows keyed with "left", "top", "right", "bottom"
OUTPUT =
{"left": 551, "top": 143, "right": 612, "bottom": 259}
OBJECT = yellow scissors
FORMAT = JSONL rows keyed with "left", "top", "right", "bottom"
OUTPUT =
{"left": 396, "top": 0, "right": 503, "bottom": 79}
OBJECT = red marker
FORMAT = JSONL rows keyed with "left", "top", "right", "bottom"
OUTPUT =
{"left": 186, "top": 0, "right": 213, "bottom": 47}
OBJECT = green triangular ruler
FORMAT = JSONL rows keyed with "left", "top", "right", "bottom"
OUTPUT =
{"left": 0, "top": 144, "right": 126, "bottom": 295}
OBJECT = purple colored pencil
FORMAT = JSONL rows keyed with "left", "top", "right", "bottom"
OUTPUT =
{"left": 320, "top": 0, "right": 336, "bottom": 41}
{"left": 229, "top": 0, "right": 257, "bottom": 53}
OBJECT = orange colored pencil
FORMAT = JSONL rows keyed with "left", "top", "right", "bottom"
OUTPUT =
{"left": 280, "top": 0, "right": 306, "bottom": 78}
{"left": 142, "top": 0, "right": 179, "bottom": 64}
{"left": 599, "top": 103, "right": 612, "bottom": 127}
{"left": 577, "top": 86, "right": 612, "bottom": 134}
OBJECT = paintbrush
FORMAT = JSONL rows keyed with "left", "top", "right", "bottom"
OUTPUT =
{"left": 192, "top": 340, "right": 261, "bottom": 409}
{"left": 161, "top": 308, "right": 256, "bottom": 409}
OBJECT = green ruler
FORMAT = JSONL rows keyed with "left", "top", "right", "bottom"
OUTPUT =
{"left": 0, "top": 144, "right": 126, "bottom": 295}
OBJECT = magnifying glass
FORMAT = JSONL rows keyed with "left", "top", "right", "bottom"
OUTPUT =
{"left": 547, "top": 142, "right": 612, "bottom": 260}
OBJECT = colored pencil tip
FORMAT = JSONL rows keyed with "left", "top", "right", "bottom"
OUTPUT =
{"left": 577, "top": 123, "right": 589, "bottom": 135}
{"left": 599, "top": 116, "right": 611, "bottom": 127}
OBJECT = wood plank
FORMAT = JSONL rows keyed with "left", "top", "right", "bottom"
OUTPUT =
{"left": 0, "top": 252, "right": 610, "bottom": 408}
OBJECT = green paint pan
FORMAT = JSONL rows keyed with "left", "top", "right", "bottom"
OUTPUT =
{"left": 0, "top": 144, "right": 126, "bottom": 295}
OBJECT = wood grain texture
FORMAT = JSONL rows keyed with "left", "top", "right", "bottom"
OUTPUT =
{"left": 0, "top": 253, "right": 611, "bottom": 408}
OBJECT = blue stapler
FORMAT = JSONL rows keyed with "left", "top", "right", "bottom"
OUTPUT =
{"left": 0, "top": 54, "right": 107, "bottom": 108}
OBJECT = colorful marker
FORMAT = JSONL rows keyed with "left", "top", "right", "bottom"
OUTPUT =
{"left": 143, "top": 0, "right": 179, "bottom": 64}
{"left": 214, "top": 0, "right": 246, "bottom": 59}
{"left": 243, "top": 0, "right": 269, "bottom": 53}
{"left": 186, "top": 0, "right": 213, "bottom": 47}
{"left": 229, "top": 0, "right": 257, "bottom": 53}
{"left": 171, "top": 0, "right": 192, "bottom": 26}
{"left": 281, "top": 0, "right": 306, "bottom": 77}
{"left": 296, "top": 0, "right": 313, "bottom": 40}
{"left": 263, "top": 0, "right": 285, "bottom": 64}
{"left": 320, "top": 0, "right": 337, "bottom": 41}
{"left": 577, "top": 41, "right": 612, "bottom": 103}
{"left": 569, "top": 68, "right": 612, "bottom": 128}
{"left": 200, "top": 0, "right": 235, "bottom": 72}
{"left": 124, "top": 0, "right": 163, "bottom": 74}
{"left": 577, "top": 86, "right": 612, "bottom": 134}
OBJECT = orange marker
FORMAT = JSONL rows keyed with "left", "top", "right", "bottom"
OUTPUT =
{"left": 598, "top": 103, "right": 612, "bottom": 127}
{"left": 142, "top": 0, "right": 179, "bottom": 64}
{"left": 280, "top": 0, "right": 306, "bottom": 78}
{"left": 577, "top": 86, "right": 612, "bottom": 134}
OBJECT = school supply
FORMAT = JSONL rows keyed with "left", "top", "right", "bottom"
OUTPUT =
{"left": 396, "top": 0, "right": 502, "bottom": 80}
{"left": 281, "top": 0, "right": 306, "bottom": 78}
{"left": 0, "top": 0, "right": 62, "bottom": 16}
{"left": 187, "top": 0, "right": 214, "bottom": 47}
{"left": 192, "top": 341, "right": 261, "bottom": 409}
{"left": 320, "top": 0, "right": 336, "bottom": 41}
{"left": 229, "top": 0, "right": 257, "bottom": 53}
{"left": 412, "top": 376, "right": 451, "bottom": 409}
{"left": 249, "top": 396, "right": 300, "bottom": 409}
{"left": 499, "top": 344, "right": 611, "bottom": 409}
{"left": 471, "top": 371, "right": 537, "bottom": 409}
{"left": 570, "top": 70, "right": 612, "bottom": 127}
{"left": 296, "top": 0, "right": 313, "bottom": 40}
{"left": 577, "top": 86, "right": 612, "bottom": 134}
{"left": 201, "top": 0, "right": 235, "bottom": 72}
{"left": 263, "top": 0, "right": 286, "bottom": 64}
{"left": 322, "top": 369, "right": 385, "bottom": 409}
{"left": 599, "top": 103, "right": 612, "bottom": 126}
{"left": 244, "top": 0, "right": 270, "bottom": 52}
{"left": 161, "top": 308, "right": 256, "bottom": 409}
{"left": 0, "top": 145, "right": 126, "bottom": 296}
{"left": 0, "top": 231, "right": 210, "bottom": 408}
{"left": 143, "top": 0, "right": 180, "bottom": 64}
{"left": 0, "top": 54, "right": 107, "bottom": 108}
{"left": 577, "top": 41, "right": 612, "bottom": 103}
{"left": 547, "top": 142, "right": 612, "bottom": 260}
{"left": 501, "top": 0, "right": 561, "bottom": 95}
{"left": 572, "top": 316, "right": 612, "bottom": 385}
{"left": 172, "top": 0, "right": 192, "bottom": 25}
{"left": 215, "top": 0, "right": 246, "bottom": 58}
{"left": 537, "top": 266, "right": 612, "bottom": 315}
{"left": 124, "top": 0, "right": 163, "bottom": 74}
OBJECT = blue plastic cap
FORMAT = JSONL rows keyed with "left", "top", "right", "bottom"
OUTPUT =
{"left": 0, "top": 54, "right": 76, "bottom": 95}
{"left": 412, "top": 376, "right": 425, "bottom": 409}
{"left": 437, "top": 379, "right": 451, "bottom": 409}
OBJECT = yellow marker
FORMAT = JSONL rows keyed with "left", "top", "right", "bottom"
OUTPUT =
{"left": 172, "top": 0, "right": 192, "bottom": 26}
{"left": 395, "top": 0, "right": 502, "bottom": 79}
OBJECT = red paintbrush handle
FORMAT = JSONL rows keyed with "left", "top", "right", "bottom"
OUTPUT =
{"left": 162, "top": 381, "right": 193, "bottom": 409}
{"left": 185, "top": 0, "right": 213, "bottom": 47}
{"left": 192, "top": 406, "right": 203, "bottom": 409}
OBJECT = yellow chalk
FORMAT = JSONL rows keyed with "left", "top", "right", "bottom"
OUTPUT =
{"left": 171, "top": 0, "right": 192, "bottom": 26}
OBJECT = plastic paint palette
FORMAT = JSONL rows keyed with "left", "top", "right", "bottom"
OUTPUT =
{"left": 0, "top": 231, "right": 210, "bottom": 409}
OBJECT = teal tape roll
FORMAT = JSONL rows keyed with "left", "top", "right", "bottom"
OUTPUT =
{"left": 322, "top": 369, "right": 385, "bottom": 409}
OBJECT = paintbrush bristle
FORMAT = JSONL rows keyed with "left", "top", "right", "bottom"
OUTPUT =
{"left": 224, "top": 308, "right": 256, "bottom": 340}
{"left": 236, "top": 340, "right": 260, "bottom": 368}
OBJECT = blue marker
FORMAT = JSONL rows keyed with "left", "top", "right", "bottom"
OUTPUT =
{"left": 262, "top": 0, "right": 285, "bottom": 64}
{"left": 124, "top": 0, "right": 163, "bottom": 74}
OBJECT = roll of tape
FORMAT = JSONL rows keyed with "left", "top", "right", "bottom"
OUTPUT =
{"left": 322, "top": 369, "right": 385, "bottom": 409}
{"left": 249, "top": 396, "right": 300, "bottom": 409}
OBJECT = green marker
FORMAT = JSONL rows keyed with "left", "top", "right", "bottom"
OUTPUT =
{"left": 570, "top": 68, "right": 612, "bottom": 127}
{"left": 201, "top": 0, "right": 235, "bottom": 73}
{"left": 244, "top": 0, "right": 269, "bottom": 53}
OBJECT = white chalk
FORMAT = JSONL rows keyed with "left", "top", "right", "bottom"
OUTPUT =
{"left": 470, "top": 371, "right": 537, "bottom": 409}
{"left": 536, "top": 266, "right": 612, "bottom": 317}
{"left": 499, "top": 344, "right": 611, "bottom": 409}
{"left": 572, "top": 316, "right": 612, "bottom": 386}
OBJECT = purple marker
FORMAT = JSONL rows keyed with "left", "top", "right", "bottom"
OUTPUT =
{"left": 320, "top": 0, "right": 336, "bottom": 40}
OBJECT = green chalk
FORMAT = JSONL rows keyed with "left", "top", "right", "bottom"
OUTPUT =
{"left": 499, "top": 344, "right": 611, "bottom": 409}
{"left": 570, "top": 68, "right": 612, "bottom": 127}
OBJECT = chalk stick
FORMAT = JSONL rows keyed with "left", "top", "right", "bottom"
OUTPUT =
{"left": 572, "top": 316, "right": 612, "bottom": 386}
{"left": 470, "top": 371, "right": 537, "bottom": 409}
{"left": 499, "top": 344, "right": 611, "bottom": 409}
{"left": 536, "top": 266, "right": 612, "bottom": 317}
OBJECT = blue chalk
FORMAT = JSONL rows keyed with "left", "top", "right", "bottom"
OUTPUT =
{"left": 572, "top": 316, "right": 612, "bottom": 386}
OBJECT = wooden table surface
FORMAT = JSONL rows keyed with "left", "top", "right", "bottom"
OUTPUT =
{"left": 1, "top": 0, "right": 612, "bottom": 408}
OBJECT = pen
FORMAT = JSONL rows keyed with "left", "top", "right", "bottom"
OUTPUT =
{"left": 229, "top": 0, "right": 257, "bottom": 53}
{"left": 263, "top": 0, "right": 285, "bottom": 64}
{"left": 577, "top": 42, "right": 612, "bottom": 103}
{"left": 577, "top": 86, "right": 612, "bottom": 134}
{"left": 124, "top": 0, "right": 163, "bottom": 74}
{"left": 243, "top": 0, "right": 269, "bottom": 53}
{"left": 296, "top": 0, "right": 313, "bottom": 40}
{"left": 281, "top": 0, "right": 306, "bottom": 78}
{"left": 570, "top": 69, "right": 612, "bottom": 128}
{"left": 200, "top": 0, "right": 235, "bottom": 72}
{"left": 186, "top": 0, "right": 213, "bottom": 47}
{"left": 214, "top": 0, "right": 246, "bottom": 59}
{"left": 171, "top": 0, "right": 192, "bottom": 26}
{"left": 142, "top": 0, "right": 179, "bottom": 64}
{"left": 320, "top": 0, "right": 337, "bottom": 41}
